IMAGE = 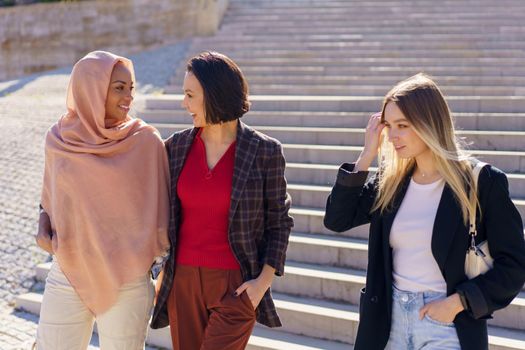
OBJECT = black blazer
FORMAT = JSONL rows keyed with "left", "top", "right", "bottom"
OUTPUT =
{"left": 324, "top": 163, "right": 525, "bottom": 350}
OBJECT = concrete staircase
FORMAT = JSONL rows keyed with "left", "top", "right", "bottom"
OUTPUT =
{"left": 17, "top": 0, "right": 525, "bottom": 349}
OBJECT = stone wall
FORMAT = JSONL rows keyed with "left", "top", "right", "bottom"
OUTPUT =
{"left": 0, "top": 0, "right": 229, "bottom": 81}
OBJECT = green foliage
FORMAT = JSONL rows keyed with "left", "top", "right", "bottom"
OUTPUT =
{"left": 0, "top": 0, "right": 84, "bottom": 6}
{"left": 0, "top": 0, "right": 16, "bottom": 7}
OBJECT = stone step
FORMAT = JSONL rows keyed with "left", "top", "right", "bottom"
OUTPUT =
{"left": 221, "top": 21, "right": 525, "bottom": 32}
{"left": 229, "top": 0, "right": 525, "bottom": 4}
{"left": 284, "top": 165, "right": 525, "bottom": 198}
{"left": 18, "top": 289, "right": 525, "bottom": 350}
{"left": 283, "top": 144, "right": 525, "bottom": 173}
{"left": 222, "top": 11, "right": 525, "bottom": 20}
{"left": 276, "top": 261, "right": 525, "bottom": 331}
{"left": 220, "top": 26, "right": 525, "bottom": 36}
{"left": 287, "top": 232, "right": 369, "bottom": 270}
{"left": 226, "top": 75, "right": 525, "bottom": 87}
{"left": 288, "top": 178, "right": 525, "bottom": 207}
{"left": 185, "top": 64, "right": 525, "bottom": 77}
{"left": 227, "top": 2, "right": 525, "bottom": 12}
{"left": 248, "top": 327, "right": 351, "bottom": 350}
{"left": 207, "top": 47, "right": 525, "bottom": 59}
{"left": 145, "top": 95, "right": 525, "bottom": 113}
{"left": 194, "top": 33, "right": 525, "bottom": 44}
{"left": 140, "top": 110, "right": 525, "bottom": 132}
{"left": 189, "top": 40, "right": 525, "bottom": 51}
{"left": 179, "top": 57, "right": 525, "bottom": 68}
{"left": 276, "top": 261, "right": 366, "bottom": 305}
{"left": 12, "top": 290, "right": 349, "bottom": 349}
{"left": 270, "top": 292, "right": 525, "bottom": 348}
{"left": 287, "top": 231, "right": 525, "bottom": 295}
{"left": 14, "top": 289, "right": 356, "bottom": 347}
{"left": 290, "top": 207, "right": 370, "bottom": 239}
{"left": 165, "top": 84, "right": 525, "bottom": 96}
{"left": 152, "top": 123, "right": 525, "bottom": 152}
{"left": 290, "top": 200, "right": 525, "bottom": 235}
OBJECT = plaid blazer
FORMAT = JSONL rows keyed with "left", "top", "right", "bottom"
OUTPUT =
{"left": 151, "top": 121, "right": 294, "bottom": 329}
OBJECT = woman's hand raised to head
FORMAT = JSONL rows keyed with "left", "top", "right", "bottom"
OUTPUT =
{"left": 355, "top": 112, "right": 385, "bottom": 172}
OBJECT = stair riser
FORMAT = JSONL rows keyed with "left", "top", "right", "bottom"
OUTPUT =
{"left": 286, "top": 169, "right": 525, "bottom": 198}
{"left": 171, "top": 72, "right": 525, "bottom": 88}
{"left": 155, "top": 125, "right": 525, "bottom": 152}
{"left": 147, "top": 98, "right": 525, "bottom": 114}
{"left": 15, "top": 290, "right": 524, "bottom": 350}
{"left": 291, "top": 211, "right": 369, "bottom": 239}
{"left": 274, "top": 273, "right": 525, "bottom": 330}
{"left": 141, "top": 111, "right": 525, "bottom": 132}
{"left": 273, "top": 274, "right": 363, "bottom": 306}
{"left": 289, "top": 187, "right": 525, "bottom": 219}
{"left": 275, "top": 307, "right": 357, "bottom": 344}
{"left": 282, "top": 146, "right": 525, "bottom": 174}
{"left": 210, "top": 50, "right": 525, "bottom": 60}
{"left": 286, "top": 241, "right": 368, "bottom": 270}
{"left": 190, "top": 43, "right": 525, "bottom": 53}
{"left": 221, "top": 28, "right": 525, "bottom": 36}
{"left": 172, "top": 74, "right": 525, "bottom": 87}
{"left": 175, "top": 65, "right": 525, "bottom": 77}
{"left": 164, "top": 84, "right": 525, "bottom": 97}
{"left": 173, "top": 57, "right": 525, "bottom": 68}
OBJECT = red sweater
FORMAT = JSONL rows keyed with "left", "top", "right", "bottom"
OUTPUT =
{"left": 175, "top": 130, "right": 240, "bottom": 269}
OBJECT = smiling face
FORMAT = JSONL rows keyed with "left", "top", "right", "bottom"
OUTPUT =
{"left": 104, "top": 62, "right": 134, "bottom": 128}
{"left": 383, "top": 101, "right": 430, "bottom": 159}
{"left": 181, "top": 71, "right": 207, "bottom": 128}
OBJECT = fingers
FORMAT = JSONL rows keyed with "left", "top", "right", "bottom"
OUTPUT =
{"left": 367, "top": 112, "right": 381, "bottom": 126}
{"left": 419, "top": 304, "right": 429, "bottom": 320}
{"left": 367, "top": 112, "right": 385, "bottom": 133}
{"left": 234, "top": 282, "right": 248, "bottom": 297}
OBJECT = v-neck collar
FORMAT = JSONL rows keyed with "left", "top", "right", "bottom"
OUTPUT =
{"left": 196, "top": 128, "right": 236, "bottom": 174}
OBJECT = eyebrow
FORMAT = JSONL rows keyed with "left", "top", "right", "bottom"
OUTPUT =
{"left": 184, "top": 88, "right": 194, "bottom": 93}
{"left": 385, "top": 118, "right": 407, "bottom": 123}
{"left": 111, "top": 80, "right": 132, "bottom": 85}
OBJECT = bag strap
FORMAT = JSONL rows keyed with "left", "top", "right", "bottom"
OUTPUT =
{"left": 469, "top": 160, "right": 488, "bottom": 238}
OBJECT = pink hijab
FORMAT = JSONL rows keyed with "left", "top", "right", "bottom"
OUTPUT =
{"left": 41, "top": 51, "right": 170, "bottom": 315}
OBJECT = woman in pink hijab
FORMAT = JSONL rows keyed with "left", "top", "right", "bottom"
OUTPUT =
{"left": 35, "top": 51, "right": 170, "bottom": 349}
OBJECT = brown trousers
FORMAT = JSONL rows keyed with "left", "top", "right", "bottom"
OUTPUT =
{"left": 167, "top": 264, "right": 256, "bottom": 350}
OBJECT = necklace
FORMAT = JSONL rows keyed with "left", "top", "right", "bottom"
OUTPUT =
{"left": 414, "top": 168, "right": 442, "bottom": 183}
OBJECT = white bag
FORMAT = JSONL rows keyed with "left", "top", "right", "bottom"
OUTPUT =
{"left": 464, "top": 161, "right": 494, "bottom": 279}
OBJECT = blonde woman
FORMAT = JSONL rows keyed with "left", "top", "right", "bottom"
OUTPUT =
{"left": 35, "top": 51, "right": 170, "bottom": 349}
{"left": 324, "top": 73, "right": 525, "bottom": 350}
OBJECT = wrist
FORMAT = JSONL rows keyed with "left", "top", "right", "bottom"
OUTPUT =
{"left": 455, "top": 290, "right": 469, "bottom": 312}
{"left": 449, "top": 293, "right": 465, "bottom": 314}
{"left": 356, "top": 153, "right": 374, "bottom": 171}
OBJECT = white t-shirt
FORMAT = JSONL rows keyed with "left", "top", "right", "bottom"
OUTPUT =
{"left": 390, "top": 178, "right": 447, "bottom": 293}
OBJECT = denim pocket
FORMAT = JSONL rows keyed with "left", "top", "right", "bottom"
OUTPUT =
{"left": 424, "top": 314, "right": 454, "bottom": 327}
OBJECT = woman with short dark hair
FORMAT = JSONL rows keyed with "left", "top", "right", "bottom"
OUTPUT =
{"left": 150, "top": 51, "right": 294, "bottom": 350}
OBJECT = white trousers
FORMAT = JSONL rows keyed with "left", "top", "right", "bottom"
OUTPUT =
{"left": 36, "top": 259, "right": 154, "bottom": 350}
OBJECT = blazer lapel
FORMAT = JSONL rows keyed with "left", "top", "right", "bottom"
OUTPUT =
{"left": 228, "top": 121, "right": 260, "bottom": 224}
{"left": 382, "top": 174, "right": 412, "bottom": 274}
{"left": 170, "top": 128, "right": 198, "bottom": 191}
{"left": 431, "top": 183, "right": 462, "bottom": 272}
{"left": 381, "top": 172, "right": 411, "bottom": 315}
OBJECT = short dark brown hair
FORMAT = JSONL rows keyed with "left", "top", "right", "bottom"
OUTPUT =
{"left": 186, "top": 51, "right": 250, "bottom": 124}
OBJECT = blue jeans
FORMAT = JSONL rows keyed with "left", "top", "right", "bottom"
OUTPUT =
{"left": 385, "top": 286, "right": 461, "bottom": 350}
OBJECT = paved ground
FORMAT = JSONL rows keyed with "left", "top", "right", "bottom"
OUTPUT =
{"left": 0, "top": 41, "right": 190, "bottom": 349}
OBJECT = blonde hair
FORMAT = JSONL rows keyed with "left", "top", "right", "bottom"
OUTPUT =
{"left": 373, "top": 73, "right": 478, "bottom": 226}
